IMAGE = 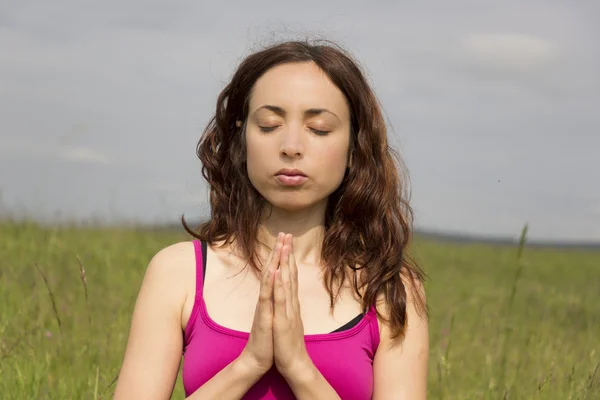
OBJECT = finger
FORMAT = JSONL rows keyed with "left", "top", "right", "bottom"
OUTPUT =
{"left": 280, "top": 236, "right": 291, "bottom": 287}
{"left": 273, "top": 268, "right": 287, "bottom": 323}
{"left": 289, "top": 238, "right": 299, "bottom": 309}
{"left": 258, "top": 267, "right": 275, "bottom": 313}
{"left": 255, "top": 270, "right": 273, "bottom": 326}
{"left": 280, "top": 237, "right": 294, "bottom": 317}
{"left": 258, "top": 237, "right": 282, "bottom": 310}
{"left": 263, "top": 232, "right": 283, "bottom": 279}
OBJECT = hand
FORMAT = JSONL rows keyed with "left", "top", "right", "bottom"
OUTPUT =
{"left": 273, "top": 234, "right": 313, "bottom": 379}
{"left": 238, "top": 232, "right": 284, "bottom": 374}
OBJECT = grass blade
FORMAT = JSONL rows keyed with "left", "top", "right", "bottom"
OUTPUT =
{"left": 34, "top": 263, "right": 62, "bottom": 336}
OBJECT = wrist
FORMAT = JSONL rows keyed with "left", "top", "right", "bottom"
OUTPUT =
{"left": 282, "top": 359, "right": 342, "bottom": 400}
{"left": 280, "top": 357, "right": 318, "bottom": 387}
{"left": 234, "top": 354, "right": 271, "bottom": 380}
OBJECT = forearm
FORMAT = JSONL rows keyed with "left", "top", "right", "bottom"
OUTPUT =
{"left": 283, "top": 363, "right": 341, "bottom": 400}
{"left": 186, "top": 357, "right": 265, "bottom": 400}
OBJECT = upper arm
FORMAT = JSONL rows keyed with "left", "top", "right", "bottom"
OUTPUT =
{"left": 373, "top": 276, "right": 429, "bottom": 400}
{"left": 114, "top": 242, "right": 194, "bottom": 400}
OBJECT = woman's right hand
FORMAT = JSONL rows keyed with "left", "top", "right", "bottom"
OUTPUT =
{"left": 237, "top": 232, "right": 284, "bottom": 375}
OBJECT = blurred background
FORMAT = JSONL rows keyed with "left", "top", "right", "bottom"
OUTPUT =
{"left": 2, "top": 0, "right": 599, "bottom": 244}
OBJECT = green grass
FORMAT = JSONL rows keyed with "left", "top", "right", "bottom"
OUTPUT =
{"left": 1, "top": 220, "right": 598, "bottom": 399}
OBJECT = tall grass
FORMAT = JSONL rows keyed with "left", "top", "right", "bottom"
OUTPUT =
{"left": 0, "top": 220, "right": 598, "bottom": 399}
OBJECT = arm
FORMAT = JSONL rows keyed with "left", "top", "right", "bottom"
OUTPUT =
{"left": 113, "top": 242, "right": 266, "bottom": 400}
{"left": 113, "top": 243, "right": 188, "bottom": 399}
{"left": 372, "top": 276, "right": 429, "bottom": 400}
{"left": 186, "top": 357, "right": 268, "bottom": 400}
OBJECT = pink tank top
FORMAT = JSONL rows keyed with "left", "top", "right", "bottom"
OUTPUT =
{"left": 182, "top": 240, "right": 380, "bottom": 399}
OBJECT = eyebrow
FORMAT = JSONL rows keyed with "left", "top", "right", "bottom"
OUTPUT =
{"left": 254, "top": 104, "right": 340, "bottom": 121}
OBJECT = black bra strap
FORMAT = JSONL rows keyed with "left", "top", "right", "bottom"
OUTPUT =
{"left": 201, "top": 240, "right": 208, "bottom": 284}
{"left": 331, "top": 313, "right": 364, "bottom": 333}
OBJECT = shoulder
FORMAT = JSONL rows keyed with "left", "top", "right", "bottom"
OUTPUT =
{"left": 138, "top": 241, "right": 198, "bottom": 304}
{"left": 147, "top": 241, "right": 197, "bottom": 269}
{"left": 376, "top": 271, "right": 428, "bottom": 346}
{"left": 113, "top": 242, "right": 199, "bottom": 399}
{"left": 144, "top": 241, "right": 197, "bottom": 278}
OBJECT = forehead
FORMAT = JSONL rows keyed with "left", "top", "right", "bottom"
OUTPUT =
{"left": 248, "top": 62, "right": 349, "bottom": 119}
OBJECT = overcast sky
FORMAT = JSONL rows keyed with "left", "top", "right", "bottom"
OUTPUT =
{"left": 1, "top": 1, "right": 599, "bottom": 242}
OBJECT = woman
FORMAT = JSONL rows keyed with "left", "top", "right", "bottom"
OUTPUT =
{"left": 114, "top": 39, "right": 429, "bottom": 399}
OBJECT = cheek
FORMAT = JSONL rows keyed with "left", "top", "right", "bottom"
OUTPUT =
{"left": 319, "top": 143, "right": 350, "bottom": 174}
{"left": 245, "top": 136, "right": 271, "bottom": 186}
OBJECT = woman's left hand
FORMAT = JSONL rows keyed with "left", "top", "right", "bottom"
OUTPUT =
{"left": 273, "top": 234, "right": 314, "bottom": 380}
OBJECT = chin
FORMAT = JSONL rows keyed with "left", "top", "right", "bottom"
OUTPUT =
{"left": 263, "top": 192, "right": 327, "bottom": 213}
{"left": 268, "top": 199, "right": 313, "bottom": 212}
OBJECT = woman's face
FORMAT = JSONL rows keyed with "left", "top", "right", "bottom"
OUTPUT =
{"left": 245, "top": 61, "right": 352, "bottom": 212}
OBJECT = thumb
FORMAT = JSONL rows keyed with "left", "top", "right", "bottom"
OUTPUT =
{"left": 257, "top": 262, "right": 275, "bottom": 312}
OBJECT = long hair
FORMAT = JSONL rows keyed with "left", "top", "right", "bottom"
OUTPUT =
{"left": 182, "top": 39, "right": 427, "bottom": 339}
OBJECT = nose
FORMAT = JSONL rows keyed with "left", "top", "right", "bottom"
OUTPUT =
{"left": 279, "top": 124, "right": 304, "bottom": 158}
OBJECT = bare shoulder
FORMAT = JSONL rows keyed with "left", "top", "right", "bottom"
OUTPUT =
{"left": 146, "top": 242, "right": 195, "bottom": 278}
{"left": 148, "top": 241, "right": 196, "bottom": 268}
{"left": 376, "top": 271, "right": 428, "bottom": 345}
{"left": 140, "top": 241, "right": 197, "bottom": 303}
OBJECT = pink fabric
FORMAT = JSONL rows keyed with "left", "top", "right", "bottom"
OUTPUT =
{"left": 182, "top": 240, "right": 380, "bottom": 399}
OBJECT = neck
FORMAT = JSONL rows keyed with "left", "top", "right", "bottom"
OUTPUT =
{"left": 257, "top": 200, "right": 327, "bottom": 265}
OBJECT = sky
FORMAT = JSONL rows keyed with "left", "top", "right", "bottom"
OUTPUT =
{"left": 1, "top": 0, "right": 599, "bottom": 242}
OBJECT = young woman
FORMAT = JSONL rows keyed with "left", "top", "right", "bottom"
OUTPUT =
{"left": 114, "top": 40, "right": 429, "bottom": 399}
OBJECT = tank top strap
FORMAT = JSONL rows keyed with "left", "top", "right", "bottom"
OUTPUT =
{"left": 183, "top": 239, "right": 207, "bottom": 348}
{"left": 367, "top": 304, "right": 381, "bottom": 351}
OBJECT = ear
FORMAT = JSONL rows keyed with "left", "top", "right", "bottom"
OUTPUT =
{"left": 347, "top": 150, "right": 353, "bottom": 169}
{"left": 236, "top": 120, "right": 242, "bottom": 128}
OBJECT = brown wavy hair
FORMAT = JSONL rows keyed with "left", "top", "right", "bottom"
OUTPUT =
{"left": 182, "top": 39, "right": 427, "bottom": 340}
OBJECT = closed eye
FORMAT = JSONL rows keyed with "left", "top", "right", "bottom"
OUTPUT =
{"left": 259, "top": 126, "right": 279, "bottom": 133}
{"left": 310, "top": 128, "right": 330, "bottom": 136}
{"left": 258, "top": 125, "right": 330, "bottom": 135}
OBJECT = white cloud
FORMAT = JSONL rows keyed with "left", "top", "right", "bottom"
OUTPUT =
{"left": 462, "top": 32, "right": 557, "bottom": 72}
{"left": 61, "top": 146, "right": 112, "bottom": 165}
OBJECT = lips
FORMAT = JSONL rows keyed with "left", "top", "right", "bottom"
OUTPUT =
{"left": 275, "top": 168, "right": 308, "bottom": 186}
{"left": 275, "top": 168, "right": 307, "bottom": 177}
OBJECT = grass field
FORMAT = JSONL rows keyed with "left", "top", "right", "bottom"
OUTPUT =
{"left": 1, "top": 220, "right": 598, "bottom": 399}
